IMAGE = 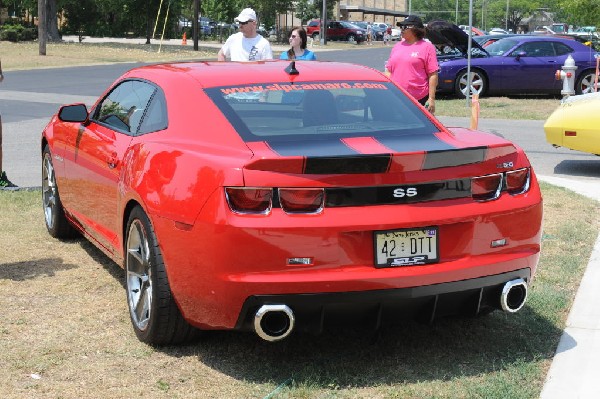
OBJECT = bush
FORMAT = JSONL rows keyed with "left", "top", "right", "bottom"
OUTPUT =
{"left": 19, "top": 28, "right": 37, "bottom": 41}
{"left": 0, "top": 23, "right": 37, "bottom": 42}
{"left": 0, "top": 29, "right": 19, "bottom": 42}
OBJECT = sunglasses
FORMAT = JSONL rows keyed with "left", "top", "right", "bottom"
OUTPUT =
{"left": 239, "top": 20, "right": 253, "bottom": 25}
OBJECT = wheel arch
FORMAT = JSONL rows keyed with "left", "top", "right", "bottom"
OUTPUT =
{"left": 121, "top": 199, "right": 146, "bottom": 264}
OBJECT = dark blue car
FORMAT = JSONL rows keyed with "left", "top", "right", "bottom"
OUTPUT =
{"left": 428, "top": 22, "right": 600, "bottom": 97}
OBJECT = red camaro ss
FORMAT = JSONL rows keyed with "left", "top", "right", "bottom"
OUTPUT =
{"left": 41, "top": 61, "right": 543, "bottom": 344}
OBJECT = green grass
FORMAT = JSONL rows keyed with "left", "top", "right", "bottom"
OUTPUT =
{"left": 0, "top": 184, "right": 598, "bottom": 398}
{"left": 436, "top": 95, "right": 561, "bottom": 120}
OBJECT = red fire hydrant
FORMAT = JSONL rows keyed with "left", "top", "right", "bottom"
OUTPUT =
{"left": 555, "top": 55, "right": 577, "bottom": 98}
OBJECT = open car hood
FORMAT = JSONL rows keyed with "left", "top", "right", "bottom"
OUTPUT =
{"left": 426, "top": 21, "right": 489, "bottom": 59}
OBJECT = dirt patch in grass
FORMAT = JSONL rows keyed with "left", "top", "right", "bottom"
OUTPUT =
{"left": 0, "top": 185, "right": 598, "bottom": 398}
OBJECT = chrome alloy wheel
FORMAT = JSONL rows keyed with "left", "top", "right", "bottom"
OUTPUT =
{"left": 577, "top": 71, "right": 598, "bottom": 95}
{"left": 126, "top": 219, "right": 153, "bottom": 332}
{"left": 457, "top": 70, "right": 486, "bottom": 97}
{"left": 42, "top": 152, "right": 57, "bottom": 230}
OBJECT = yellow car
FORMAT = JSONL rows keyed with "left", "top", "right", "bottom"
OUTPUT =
{"left": 545, "top": 92, "right": 600, "bottom": 156}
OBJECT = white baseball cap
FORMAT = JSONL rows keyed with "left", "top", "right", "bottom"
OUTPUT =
{"left": 235, "top": 8, "right": 256, "bottom": 23}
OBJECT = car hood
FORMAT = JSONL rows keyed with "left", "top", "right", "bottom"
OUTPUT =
{"left": 426, "top": 21, "right": 489, "bottom": 59}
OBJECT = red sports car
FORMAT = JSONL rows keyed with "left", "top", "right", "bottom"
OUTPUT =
{"left": 41, "top": 61, "right": 543, "bottom": 345}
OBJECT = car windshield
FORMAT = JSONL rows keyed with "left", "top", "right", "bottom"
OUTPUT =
{"left": 342, "top": 22, "right": 361, "bottom": 29}
{"left": 485, "top": 38, "right": 519, "bottom": 56}
{"left": 206, "top": 81, "right": 439, "bottom": 142}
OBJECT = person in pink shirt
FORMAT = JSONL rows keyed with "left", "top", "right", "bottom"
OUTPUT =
{"left": 385, "top": 15, "right": 439, "bottom": 114}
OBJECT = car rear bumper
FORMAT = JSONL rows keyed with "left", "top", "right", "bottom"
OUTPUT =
{"left": 234, "top": 268, "right": 531, "bottom": 333}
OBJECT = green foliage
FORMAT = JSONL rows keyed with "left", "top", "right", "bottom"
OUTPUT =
{"left": 0, "top": 23, "right": 37, "bottom": 42}
{"left": 558, "top": 0, "right": 600, "bottom": 27}
{"left": 413, "top": 0, "right": 544, "bottom": 31}
{"left": 295, "top": 0, "right": 318, "bottom": 24}
{"left": 0, "top": 29, "right": 19, "bottom": 42}
{"left": 313, "top": 0, "right": 335, "bottom": 19}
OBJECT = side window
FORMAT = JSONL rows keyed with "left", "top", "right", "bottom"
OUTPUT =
{"left": 138, "top": 89, "right": 168, "bottom": 134}
{"left": 94, "top": 80, "right": 159, "bottom": 135}
{"left": 516, "top": 42, "right": 555, "bottom": 57}
{"left": 553, "top": 42, "right": 573, "bottom": 56}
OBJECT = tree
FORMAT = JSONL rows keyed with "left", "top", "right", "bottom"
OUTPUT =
{"left": 295, "top": 0, "right": 317, "bottom": 24}
{"left": 313, "top": 0, "right": 334, "bottom": 19}
{"left": 558, "top": 0, "right": 600, "bottom": 27}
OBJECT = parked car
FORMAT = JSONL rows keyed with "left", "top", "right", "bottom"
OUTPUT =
{"left": 306, "top": 19, "right": 366, "bottom": 43}
{"left": 459, "top": 25, "right": 486, "bottom": 36}
{"left": 473, "top": 33, "right": 522, "bottom": 47}
{"left": 178, "top": 16, "right": 191, "bottom": 31}
{"left": 427, "top": 21, "right": 600, "bottom": 97}
{"left": 198, "top": 17, "right": 214, "bottom": 36}
{"left": 41, "top": 60, "right": 542, "bottom": 345}
{"left": 571, "top": 26, "right": 598, "bottom": 38}
{"left": 372, "top": 22, "right": 389, "bottom": 40}
{"left": 545, "top": 92, "right": 600, "bottom": 156}
{"left": 489, "top": 27, "right": 509, "bottom": 35}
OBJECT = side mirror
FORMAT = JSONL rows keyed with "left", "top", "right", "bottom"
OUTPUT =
{"left": 58, "top": 103, "right": 89, "bottom": 123}
{"left": 515, "top": 51, "right": 527, "bottom": 60}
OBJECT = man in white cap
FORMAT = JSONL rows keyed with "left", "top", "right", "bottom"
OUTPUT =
{"left": 217, "top": 8, "right": 273, "bottom": 61}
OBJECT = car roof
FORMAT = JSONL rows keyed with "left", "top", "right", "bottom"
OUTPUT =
{"left": 122, "top": 61, "right": 388, "bottom": 88}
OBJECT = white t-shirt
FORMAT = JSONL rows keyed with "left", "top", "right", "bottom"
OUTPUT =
{"left": 221, "top": 32, "right": 273, "bottom": 62}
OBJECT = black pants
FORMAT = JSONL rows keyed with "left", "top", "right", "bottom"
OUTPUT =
{"left": 418, "top": 95, "right": 429, "bottom": 106}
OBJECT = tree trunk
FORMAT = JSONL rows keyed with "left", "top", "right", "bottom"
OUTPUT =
{"left": 46, "top": 0, "right": 62, "bottom": 42}
{"left": 38, "top": 0, "right": 47, "bottom": 55}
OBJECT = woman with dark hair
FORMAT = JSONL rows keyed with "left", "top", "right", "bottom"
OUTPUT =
{"left": 280, "top": 27, "right": 317, "bottom": 60}
{"left": 385, "top": 15, "right": 438, "bottom": 114}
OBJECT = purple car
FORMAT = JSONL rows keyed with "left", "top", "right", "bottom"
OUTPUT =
{"left": 427, "top": 21, "right": 600, "bottom": 97}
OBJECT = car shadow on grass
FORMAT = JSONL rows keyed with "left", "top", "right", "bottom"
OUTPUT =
{"left": 78, "top": 238, "right": 126, "bottom": 288}
{"left": 182, "top": 308, "right": 560, "bottom": 388}
{"left": 71, "top": 222, "right": 561, "bottom": 389}
{"left": 0, "top": 258, "right": 78, "bottom": 281}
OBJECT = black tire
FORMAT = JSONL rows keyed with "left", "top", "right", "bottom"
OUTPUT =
{"left": 346, "top": 33, "right": 357, "bottom": 44}
{"left": 454, "top": 69, "right": 488, "bottom": 97}
{"left": 575, "top": 70, "right": 597, "bottom": 95}
{"left": 125, "top": 205, "right": 199, "bottom": 345}
{"left": 311, "top": 32, "right": 319, "bottom": 40}
{"left": 42, "top": 144, "right": 76, "bottom": 238}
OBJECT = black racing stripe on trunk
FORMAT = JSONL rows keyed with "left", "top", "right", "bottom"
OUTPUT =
{"left": 424, "top": 147, "right": 487, "bottom": 169}
{"left": 305, "top": 155, "right": 391, "bottom": 174}
{"left": 324, "top": 179, "right": 471, "bottom": 207}
{"left": 267, "top": 139, "right": 358, "bottom": 157}
{"left": 375, "top": 133, "right": 455, "bottom": 152}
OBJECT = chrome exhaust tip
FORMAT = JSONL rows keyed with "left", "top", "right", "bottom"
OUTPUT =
{"left": 254, "top": 304, "right": 295, "bottom": 342}
{"left": 500, "top": 278, "right": 528, "bottom": 313}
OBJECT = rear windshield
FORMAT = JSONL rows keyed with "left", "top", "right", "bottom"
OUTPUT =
{"left": 205, "top": 81, "right": 439, "bottom": 142}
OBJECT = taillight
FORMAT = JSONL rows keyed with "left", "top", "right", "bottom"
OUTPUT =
{"left": 505, "top": 168, "right": 530, "bottom": 195}
{"left": 225, "top": 188, "right": 272, "bottom": 214}
{"left": 472, "top": 173, "right": 503, "bottom": 201}
{"left": 279, "top": 188, "right": 325, "bottom": 214}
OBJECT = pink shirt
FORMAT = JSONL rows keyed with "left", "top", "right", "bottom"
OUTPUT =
{"left": 386, "top": 39, "right": 439, "bottom": 101}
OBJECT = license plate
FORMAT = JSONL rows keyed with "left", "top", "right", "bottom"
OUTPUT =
{"left": 374, "top": 227, "right": 439, "bottom": 267}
